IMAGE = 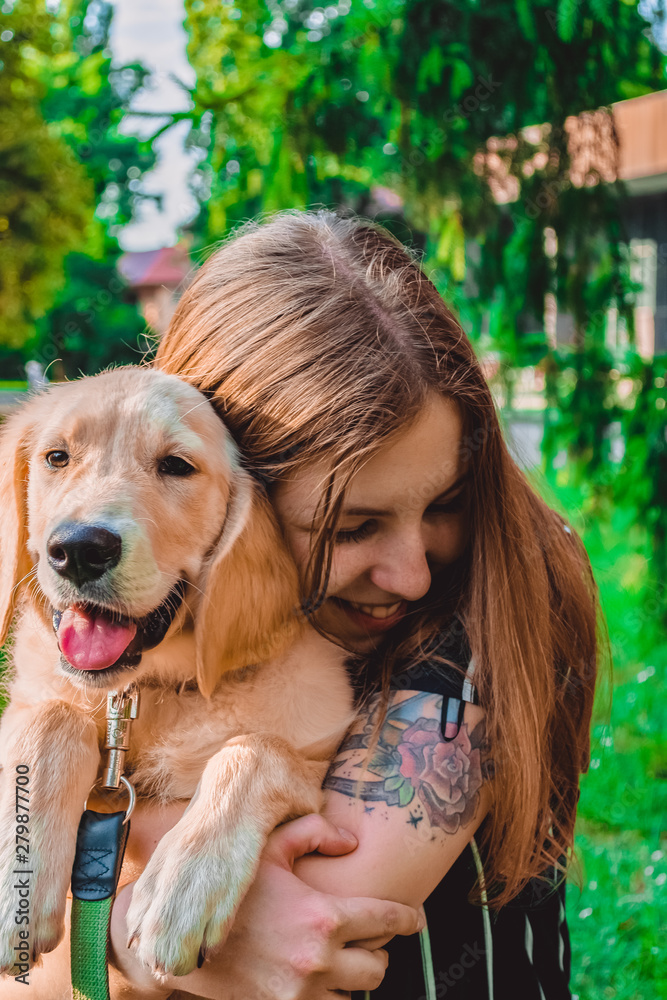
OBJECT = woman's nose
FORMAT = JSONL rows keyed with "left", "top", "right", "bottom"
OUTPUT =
{"left": 368, "top": 532, "right": 432, "bottom": 603}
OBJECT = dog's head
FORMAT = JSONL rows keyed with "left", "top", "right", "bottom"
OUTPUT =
{"left": 0, "top": 367, "right": 300, "bottom": 695}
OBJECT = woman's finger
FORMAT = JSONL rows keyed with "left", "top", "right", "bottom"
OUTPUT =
{"left": 267, "top": 813, "right": 358, "bottom": 868}
{"left": 327, "top": 947, "right": 390, "bottom": 993}
{"left": 350, "top": 903, "right": 427, "bottom": 950}
{"left": 333, "top": 895, "right": 423, "bottom": 945}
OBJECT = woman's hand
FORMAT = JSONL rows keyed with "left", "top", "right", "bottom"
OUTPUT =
{"left": 110, "top": 813, "right": 424, "bottom": 1000}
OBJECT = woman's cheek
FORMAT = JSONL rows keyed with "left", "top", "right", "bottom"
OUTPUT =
{"left": 323, "top": 551, "right": 355, "bottom": 598}
{"left": 280, "top": 528, "right": 358, "bottom": 599}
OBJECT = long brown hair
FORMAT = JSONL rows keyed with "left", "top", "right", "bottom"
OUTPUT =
{"left": 156, "top": 209, "right": 602, "bottom": 908}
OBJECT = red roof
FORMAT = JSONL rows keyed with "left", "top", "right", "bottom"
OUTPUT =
{"left": 118, "top": 244, "right": 191, "bottom": 290}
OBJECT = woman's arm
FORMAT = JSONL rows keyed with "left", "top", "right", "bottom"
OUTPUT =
{"left": 110, "top": 814, "right": 423, "bottom": 1000}
{"left": 1, "top": 809, "right": 420, "bottom": 1000}
{"left": 296, "top": 689, "right": 493, "bottom": 908}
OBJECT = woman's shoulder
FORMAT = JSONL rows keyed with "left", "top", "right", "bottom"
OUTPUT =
{"left": 391, "top": 619, "right": 478, "bottom": 703}
{"left": 386, "top": 619, "right": 480, "bottom": 743}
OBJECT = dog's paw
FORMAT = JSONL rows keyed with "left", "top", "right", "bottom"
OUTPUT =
{"left": 0, "top": 885, "right": 64, "bottom": 976}
{"left": 126, "top": 822, "right": 261, "bottom": 977}
{"left": 0, "top": 830, "right": 71, "bottom": 975}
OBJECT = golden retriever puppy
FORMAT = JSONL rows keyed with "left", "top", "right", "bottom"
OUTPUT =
{"left": 0, "top": 367, "right": 354, "bottom": 978}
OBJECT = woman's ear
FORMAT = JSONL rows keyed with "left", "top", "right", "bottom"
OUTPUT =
{"left": 0, "top": 404, "right": 38, "bottom": 646}
{"left": 195, "top": 468, "right": 303, "bottom": 698}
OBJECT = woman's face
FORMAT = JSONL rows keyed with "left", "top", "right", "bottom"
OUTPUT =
{"left": 272, "top": 393, "right": 468, "bottom": 652}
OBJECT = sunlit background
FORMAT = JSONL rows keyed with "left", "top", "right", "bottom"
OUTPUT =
{"left": 1, "top": 1, "right": 666, "bottom": 995}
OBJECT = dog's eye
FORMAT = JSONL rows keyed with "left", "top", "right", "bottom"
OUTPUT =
{"left": 158, "top": 456, "right": 196, "bottom": 477}
{"left": 46, "top": 450, "right": 69, "bottom": 469}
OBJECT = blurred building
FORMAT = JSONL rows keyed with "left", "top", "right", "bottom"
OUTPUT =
{"left": 114, "top": 94, "right": 666, "bottom": 353}
{"left": 477, "top": 89, "right": 667, "bottom": 358}
{"left": 117, "top": 242, "right": 192, "bottom": 337}
{"left": 462, "top": 89, "right": 667, "bottom": 464}
{"left": 615, "top": 90, "right": 667, "bottom": 358}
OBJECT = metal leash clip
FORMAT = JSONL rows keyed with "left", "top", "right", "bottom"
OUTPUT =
{"left": 84, "top": 687, "right": 140, "bottom": 823}
{"left": 72, "top": 687, "right": 140, "bottom": 1000}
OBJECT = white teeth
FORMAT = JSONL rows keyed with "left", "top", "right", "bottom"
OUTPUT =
{"left": 348, "top": 601, "right": 402, "bottom": 620}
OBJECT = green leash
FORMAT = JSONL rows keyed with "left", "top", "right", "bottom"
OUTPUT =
{"left": 71, "top": 896, "right": 115, "bottom": 1000}
{"left": 70, "top": 690, "right": 138, "bottom": 1000}
{"left": 70, "top": 807, "right": 131, "bottom": 1000}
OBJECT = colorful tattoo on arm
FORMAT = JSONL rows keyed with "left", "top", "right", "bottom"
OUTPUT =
{"left": 325, "top": 692, "right": 493, "bottom": 835}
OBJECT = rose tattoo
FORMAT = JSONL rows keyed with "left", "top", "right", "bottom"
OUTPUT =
{"left": 397, "top": 718, "right": 483, "bottom": 833}
{"left": 325, "top": 691, "right": 491, "bottom": 834}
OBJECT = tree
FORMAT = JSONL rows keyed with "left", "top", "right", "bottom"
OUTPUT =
{"left": 0, "top": 0, "right": 93, "bottom": 347}
{"left": 177, "top": 0, "right": 665, "bottom": 478}
{"left": 0, "top": 0, "right": 156, "bottom": 376}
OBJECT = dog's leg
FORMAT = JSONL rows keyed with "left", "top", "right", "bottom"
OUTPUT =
{"left": 126, "top": 733, "right": 326, "bottom": 978}
{"left": 0, "top": 700, "right": 99, "bottom": 974}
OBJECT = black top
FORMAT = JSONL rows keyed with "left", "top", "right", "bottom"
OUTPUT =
{"left": 351, "top": 631, "right": 572, "bottom": 1000}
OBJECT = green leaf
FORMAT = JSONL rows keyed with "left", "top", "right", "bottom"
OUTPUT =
{"left": 417, "top": 45, "right": 445, "bottom": 94}
{"left": 436, "top": 212, "right": 466, "bottom": 282}
{"left": 514, "top": 0, "right": 537, "bottom": 42}
{"left": 398, "top": 783, "right": 416, "bottom": 807}
{"left": 384, "top": 774, "right": 405, "bottom": 792}
{"left": 556, "top": 0, "right": 578, "bottom": 42}
{"left": 368, "top": 748, "right": 398, "bottom": 772}
{"left": 449, "top": 59, "right": 475, "bottom": 101}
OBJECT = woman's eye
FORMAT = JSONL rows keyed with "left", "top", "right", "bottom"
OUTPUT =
{"left": 335, "top": 520, "right": 376, "bottom": 544}
{"left": 45, "top": 450, "right": 69, "bottom": 468}
{"left": 158, "top": 456, "right": 196, "bottom": 477}
{"left": 428, "top": 493, "right": 466, "bottom": 516}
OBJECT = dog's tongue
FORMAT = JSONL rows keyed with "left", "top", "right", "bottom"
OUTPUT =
{"left": 57, "top": 607, "right": 137, "bottom": 671}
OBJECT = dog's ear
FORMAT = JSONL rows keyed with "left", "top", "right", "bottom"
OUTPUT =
{"left": 195, "top": 468, "right": 302, "bottom": 698}
{"left": 0, "top": 403, "right": 39, "bottom": 646}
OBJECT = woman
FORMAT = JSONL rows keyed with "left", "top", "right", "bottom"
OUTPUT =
{"left": 3, "top": 210, "right": 598, "bottom": 1000}
{"left": 147, "top": 208, "right": 597, "bottom": 999}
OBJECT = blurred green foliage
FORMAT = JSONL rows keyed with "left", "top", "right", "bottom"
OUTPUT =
{"left": 0, "top": 0, "right": 93, "bottom": 346}
{"left": 181, "top": 0, "right": 661, "bottom": 375}
{"left": 542, "top": 480, "right": 667, "bottom": 998}
{"left": 0, "top": 0, "right": 155, "bottom": 373}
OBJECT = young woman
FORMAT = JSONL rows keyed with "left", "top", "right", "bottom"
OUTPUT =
{"left": 2, "top": 210, "right": 598, "bottom": 1000}
{"left": 148, "top": 209, "right": 598, "bottom": 1000}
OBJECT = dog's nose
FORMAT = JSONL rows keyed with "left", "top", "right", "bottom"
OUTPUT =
{"left": 47, "top": 524, "right": 122, "bottom": 587}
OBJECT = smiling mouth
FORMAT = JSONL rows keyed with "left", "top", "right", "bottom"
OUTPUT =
{"left": 343, "top": 600, "right": 403, "bottom": 620}
{"left": 52, "top": 581, "right": 186, "bottom": 680}
{"left": 333, "top": 597, "right": 408, "bottom": 630}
